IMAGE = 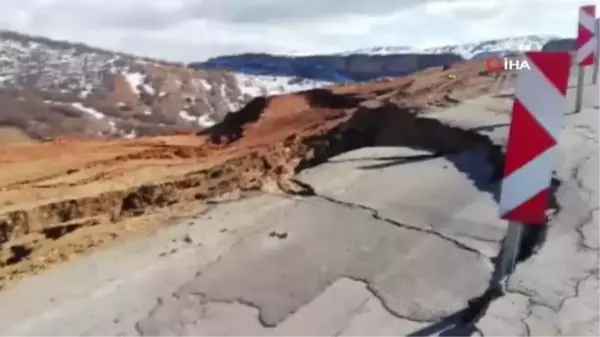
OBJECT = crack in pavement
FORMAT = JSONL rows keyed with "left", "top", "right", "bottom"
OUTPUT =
{"left": 133, "top": 198, "right": 295, "bottom": 335}
{"left": 288, "top": 178, "right": 488, "bottom": 259}
{"left": 138, "top": 277, "right": 434, "bottom": 336}
{"left": 521, "top": 299, "right": 533, "bottom": 336}
{"left": 570, "top": 151, "right": 597, "bottom": 199}
{"left": 574, "top": 207, "right": 599, "bottom": 252}
{"left": 332, "top": 277, "right": 442, "bottom": 336}
{"left": 343, "top": 276, "right": 439, "bottom": 324}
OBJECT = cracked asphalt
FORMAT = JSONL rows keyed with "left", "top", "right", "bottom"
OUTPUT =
{"left": 0, "top": 67, "right": 597, "bottom": 336}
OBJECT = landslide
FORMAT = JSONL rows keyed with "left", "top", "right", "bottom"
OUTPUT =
{"left": 0, "top": 61, "right": 499, "bottom": 288}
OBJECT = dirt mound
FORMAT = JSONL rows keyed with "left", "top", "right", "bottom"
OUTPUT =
{"left": 0, "top": 60, "right": 499, "bottom": 289}
{"left": 201, "top": 88, "right": 365, "bottom": 144}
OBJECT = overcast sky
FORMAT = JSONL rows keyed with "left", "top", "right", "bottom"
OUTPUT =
{"left": 0, "top": 0, "right": 593, "bottom": 62}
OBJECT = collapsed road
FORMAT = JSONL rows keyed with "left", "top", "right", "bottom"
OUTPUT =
{"left": 0, "top": 63, "right": 597, "bottom": 336}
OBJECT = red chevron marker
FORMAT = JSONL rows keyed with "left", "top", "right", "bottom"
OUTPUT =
{"left": 576, "top": 5, "right": 597, "bottom": 66}
{"left": 499, "top": 52, "right": 571, "bottom": 223}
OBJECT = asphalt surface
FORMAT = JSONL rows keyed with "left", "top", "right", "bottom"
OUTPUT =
{"left": 0, "top": 66, "right": 597, "bottom": 336}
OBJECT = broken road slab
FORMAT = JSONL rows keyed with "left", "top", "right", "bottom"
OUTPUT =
{"left": 296, "top": 146, "right": 507, "bottom": 258}
{"left": 137, "top": 195, "right": 490, "bottom": 334}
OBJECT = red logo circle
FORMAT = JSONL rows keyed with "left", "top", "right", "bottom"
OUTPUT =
{"left": 485, "top": 56, "right": 503, "bottom": 72}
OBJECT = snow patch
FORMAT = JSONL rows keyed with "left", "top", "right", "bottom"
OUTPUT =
{"left": 198, "top": 115, "right": 217, "bottom": 128}
{"left": 124, "top": 72, "right": 145, "bottom": 96}
{"left": 219, "top": 83, "right": 240, "bottom": 112}
{"left": 141, "top": 83, "right": 155, "bottom": 95}
{"left": 121, "top": 129, "right": 136, "bottom": 139}
{"left": 79, "top": 84, "right": 93, "bottom": 99}
{"left": 179, "top": 110, "right": 196, "bottom": 122}
{"left": 233, "top": 73, "right": 332, "bottom": 97}
{"left": 191, "top": 78, "right": 213, "bottom": 91}
{"left": 71, "top": 103, "right": 105, "bottom": 119}
{"left": 200, "top": 79, "right": 213, "bottom": 91}
{"left": 179, "top": 110, "right": 217, "bottom": 128}
{"left": 108, "top": 121, "right": 117, "bottom": 132}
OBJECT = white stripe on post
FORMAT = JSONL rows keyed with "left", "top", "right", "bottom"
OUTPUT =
{"left": 498, "top": 148, "right": 554, "bottom": 216}
{"left": 577, "top": 38, "right": 598, "bottom": 64}
{"left": 515, "top": 55, "right": 564, "bottom": 141}
{"left": 580, "top": 7, "right": 596, "bottom": 31}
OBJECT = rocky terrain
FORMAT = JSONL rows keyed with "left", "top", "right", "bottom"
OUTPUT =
{"left": 0, "top": 60, "right": 499, "bottom": 289}
{"left": 0, "top": 31, "right": 332, "bottom": 141}
{"left": 195, "top": 35, "right": 571, "bottom": 82}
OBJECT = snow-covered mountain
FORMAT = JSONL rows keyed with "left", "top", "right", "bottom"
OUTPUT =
{"left": 0, "top": 30, "right": 331, "bottom": 140}
{"left": 337, "top": 45, "right": 418, "bottom": 56}
{"left": 424, "top": 35, "right": 559, "bottom": 59}
{"left": 195, "top": 35, "right": 569, "bottom": 83}
{"left": 341, "top": 35, "right": 559, "bottom": 59}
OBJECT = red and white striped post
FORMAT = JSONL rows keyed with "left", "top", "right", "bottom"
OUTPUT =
{"left": 575, "top": 5, "right": 596, "bottom": 112}
{"left": 491, "top": 52, "right": 571, "bottom": 289}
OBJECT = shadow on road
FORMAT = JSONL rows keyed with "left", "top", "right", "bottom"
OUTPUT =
{"left": 355, "top": 148, "right": 503, "bottom": 200}
{"left": 356, "top": 153, "right": 444, "bottom": 170}
{"left": 565, "top": 105, "right": 599, "bottom": 115}
{"left": 491, "top": 93, "right": 515, "bottom": 99}
{"left": 406, "top": 307, "right": 480, "bottom": 336}
{"left": 327, "top": 153, "right": 441, "bottom": 165}
{"left": 467, "top": 123, "right": 510, "bottom": 132}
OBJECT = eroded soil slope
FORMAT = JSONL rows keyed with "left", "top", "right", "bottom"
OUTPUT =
{"left": 0, "top": 61, "right": 499, "bottom": 288}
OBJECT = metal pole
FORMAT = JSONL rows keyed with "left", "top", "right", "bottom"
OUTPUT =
{"left": 594, "top": 18, "right": 599, "bottom": 84}
{"left": 575, "top": 66, "right": 585, "bottom": 113}
{"left": 488, "top": 221, "right": 523, "bottom": 291}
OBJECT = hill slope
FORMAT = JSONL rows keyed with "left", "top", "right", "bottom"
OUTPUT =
{"left": 0, "top": 31, "right": 332, "bottom": 140}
